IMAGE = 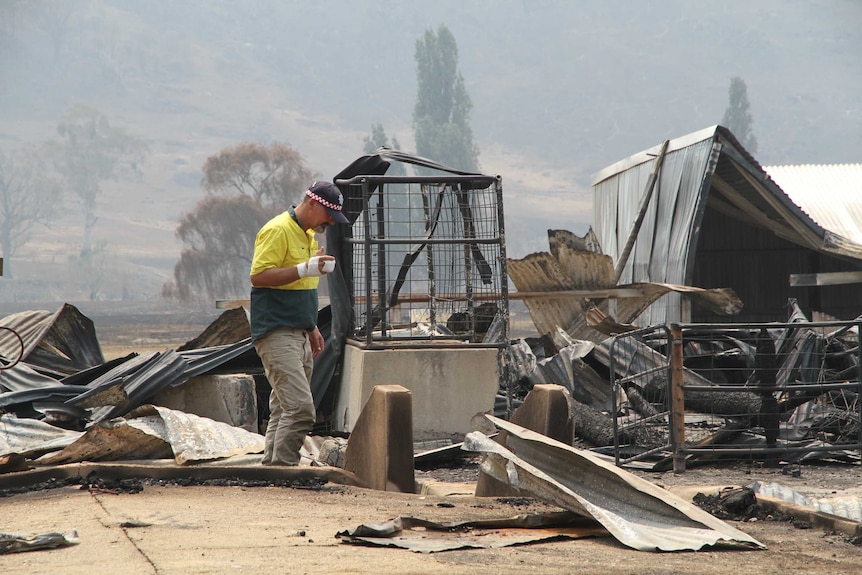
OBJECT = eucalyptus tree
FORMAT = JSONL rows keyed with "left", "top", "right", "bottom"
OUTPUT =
{"left": 50, "top": 103, "right": 147, "bottom": 256}
{"left": 0, "top": 147, "right": 60, "bottom": 277}
{"left": 165, "top": 142, "right": 316, "bottom": 302}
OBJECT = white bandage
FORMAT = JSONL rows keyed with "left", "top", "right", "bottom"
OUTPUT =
{"left": 297, "top": 256, "right": 336, "bottom": 278}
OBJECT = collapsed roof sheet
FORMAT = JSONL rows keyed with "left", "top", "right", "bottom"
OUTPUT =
{"left": 0, "top": 414, "right": 82, "bottom": 459}
{"left": 507, "top": 229, "right": 741, "bottom": 341}
{"left": 0, "top": 313, "right": 255, "bottom": 426}
{"left": 465, "top": 417, "right": 765, "bottom": 551}
{"left": 79, "top": 339, "right": 254, "bottom": 423}
{"left": 0, "top": 362, "right": 60, "bottom": 393}
{"left": 0, "top": 304, "right": 104, "bottom": 375}
{"left": 36, "top": 405, "right": 264, "bottom": 465}
{"left": 591, "top": 126, "right": 862, "bottom": 327}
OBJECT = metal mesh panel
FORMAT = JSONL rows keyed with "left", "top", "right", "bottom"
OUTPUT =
{"left": 608, "top": 326, "right": 674, "bottom": 466}
{"left": 677, "top": 321, "right": 862, "bottom": 463}
{"left": 607, "top": 320, "right": 862, "bottom": 468}
{"left": 347, "top": 177, "right": 508, "bottom": 346}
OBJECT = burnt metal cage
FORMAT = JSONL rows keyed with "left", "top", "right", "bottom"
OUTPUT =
{"left": 335, "top": 174, "right": 509, "bottom": 349}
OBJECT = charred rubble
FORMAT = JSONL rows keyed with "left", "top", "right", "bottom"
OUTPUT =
{"left": 501, "top": 300, "right": 861, "bottom": 469}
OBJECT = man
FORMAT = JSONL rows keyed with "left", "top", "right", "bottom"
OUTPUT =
{"left": 250, "top": 181, "right": 349, "bottom": 466}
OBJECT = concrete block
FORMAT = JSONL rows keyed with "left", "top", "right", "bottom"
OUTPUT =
{"left": 334, "top": 343, "right": 498, "bottom": 441}
{"left": 343, "top": 385, "right": 415, "bottom": 493}
{"left": 475, "top": 384, "right": 573, "bottom": 497}
{"left": 509, "top": 384, "right": 574, "bottom": 444}
{"left": 153, "top": 374, "right": 258, "bottom": 433}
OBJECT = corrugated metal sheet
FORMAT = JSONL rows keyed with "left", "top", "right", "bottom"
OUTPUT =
{"left": 0, "top": 362, "right": 59, "bottom": 393}
{"left": 0, "top": 413, "right": 82, "bottom": 458}
{"left": 465, "top": 417, "right": 765, "bottom": 551}
{"left": 337, "top": 513, "right": 608, "bottom": 552}
{"left": 0, "top": 304, "right": 104, "bottom": 375}
{"left": 764, "top": 163, "right": 862, "bottom": 244}
{"left": 37, "top": 405, "right": 265, "bottom": 465}
{"left": 507, "top": 230, "right": 741, "bottom": 340}
{"left": 752, "top": 481, "right": 862, "bottom": 522}
{"left": 593, "top": 131, "right": 719, "bottom": 325}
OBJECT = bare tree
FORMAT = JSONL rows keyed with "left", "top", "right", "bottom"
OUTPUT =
{"left": 49, "top": 102, "right": 147, "bottom": 257}
{"left": 0, "top": 147, "right": 61, "bottom": 277}
{"left": 165, "top": 142, "right": 316, "bottom": 303}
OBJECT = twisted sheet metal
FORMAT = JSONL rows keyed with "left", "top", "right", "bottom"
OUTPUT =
{"left": 464, "top": 416, "right": 765, "bottom": 552}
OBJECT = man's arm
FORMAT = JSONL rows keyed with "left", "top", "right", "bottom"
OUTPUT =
{"left": 250, "top": 265, "right": 301, "bottom": 287}
{"left": 308, "top": 326, "right": 325, "bottom": 358}
{"left": 250, "top": 247, "right": 335, "bottom": 287}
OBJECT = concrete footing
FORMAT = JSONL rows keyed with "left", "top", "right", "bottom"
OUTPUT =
{"left": 475, "top": 384, "right": 573, "bottom": 497}
{"left": 343, "top": 385, "right": 415, "bottom": 493}
{"left": 334, "top": 343, "right": 498, "bottom": 441}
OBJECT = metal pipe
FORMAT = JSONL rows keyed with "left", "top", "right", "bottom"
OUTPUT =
{"left": 614, "top": 139, "right": 669, "bottom": 283}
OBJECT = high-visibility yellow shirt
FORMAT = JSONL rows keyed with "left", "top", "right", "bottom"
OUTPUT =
{"left": 249, "top": 207, "right": 319, "bottom": 341}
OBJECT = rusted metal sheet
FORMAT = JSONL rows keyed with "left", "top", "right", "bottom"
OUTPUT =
{"left": 177, "top": 307, "right": 250, "bottom": 350}
{"left": 507, "top": 243, "right": 625, "bottom": 341}
{"left": 464, "top": 416, "right": 766, "bottom": 552}
{"left": 337, "top": 512, "right": 608, "bottom": 552}
{"left": 507, "top": 234, "right": 741, "bottom": 341}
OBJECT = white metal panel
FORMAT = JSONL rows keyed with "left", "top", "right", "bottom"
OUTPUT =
{"left": 764, "top": 163, "right": 862, "bottom": 244}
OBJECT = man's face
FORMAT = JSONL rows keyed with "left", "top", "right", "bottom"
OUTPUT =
{"left": 312, "top": 201, "right": 335, "bottom": 233}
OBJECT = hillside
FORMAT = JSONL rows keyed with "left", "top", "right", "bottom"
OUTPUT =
{"left": 0, "top": 0, "right": 859, "bottom": 304}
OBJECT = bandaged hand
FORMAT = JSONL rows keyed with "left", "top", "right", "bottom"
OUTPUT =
{"left": 297, "top": 256, "right": 336, "bottom": 278}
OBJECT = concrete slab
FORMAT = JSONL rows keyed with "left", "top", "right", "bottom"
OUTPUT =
{"left": 153, "top": 374, "right": 258, "bottom": 432}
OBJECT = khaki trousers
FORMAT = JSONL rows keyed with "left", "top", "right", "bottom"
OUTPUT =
{"left": 254, "top": 328, "right": 316, "bottom": 465}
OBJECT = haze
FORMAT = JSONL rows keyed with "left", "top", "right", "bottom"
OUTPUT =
{"left": 1, "top": 0, "right": 860, "bottom": 302}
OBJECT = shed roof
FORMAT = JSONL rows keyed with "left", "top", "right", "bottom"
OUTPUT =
{"left": 763, "top": 163, "right": 862, "bottom": 245}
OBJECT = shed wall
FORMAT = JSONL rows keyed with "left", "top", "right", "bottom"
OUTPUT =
{"left": 692, "top": 208, "right": 862, "bottom": 322}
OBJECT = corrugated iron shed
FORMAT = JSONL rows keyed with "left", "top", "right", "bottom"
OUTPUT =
{"left": 592, "top": 125, "right": 862, "bottom": 324}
